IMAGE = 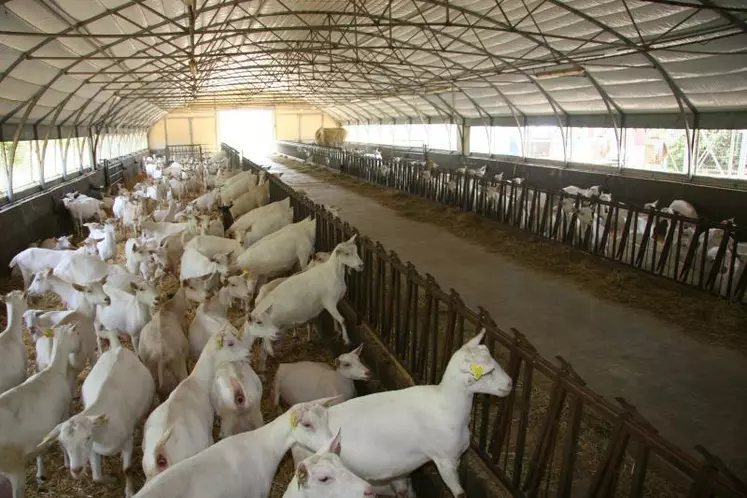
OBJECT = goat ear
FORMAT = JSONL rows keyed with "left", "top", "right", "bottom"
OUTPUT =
{"left": 37, "top": 423, "right": 63, "bottom": 450}
{"left": 464, "top": 329, "right": 486, "bottom": 348}
{"left": 311, "top": 395, "right": 342, "bottom": 408}
{"left": 87, "top": 414, "right": 108, "bottom": 426}
{"left": 72, "top": 283, "right": 85, "bottom": 292}
{"left": 99, "top": 275, "right": 107, "bottom": 285}
{"left": 46, "top": 268, "right": 54, "bottom": 277}
{"left": 352, "top": 344, "right": 363, "bottom": 356}
{"left": 328, "top": 429, "right": 343, "bottom": 455}
{"left": 296, "top": 462, "right": 309, "bottom": 489}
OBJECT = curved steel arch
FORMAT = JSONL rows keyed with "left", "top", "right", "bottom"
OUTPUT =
{"left": 0, "top": 0, "right": 742, "bottom": 137}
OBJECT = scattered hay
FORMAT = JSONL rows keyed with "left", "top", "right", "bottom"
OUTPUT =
{"left": 274, "top": 155, "right": 747, "bottom": 356}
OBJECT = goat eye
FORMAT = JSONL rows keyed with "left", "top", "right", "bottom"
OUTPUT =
{"left": 319, "top": 476, "right": 331, "bottom": 483}
{"left": 227, "top": 341, "right": 235, "bottom": 347}
{"left": 302, "top": 422, "right": 312, "bottom": 429}
{"left": 342, "top": 362, "right": 350, "bottom": 367}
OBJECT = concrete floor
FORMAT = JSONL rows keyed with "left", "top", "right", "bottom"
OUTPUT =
{"left": 256, "top": 157, "right": 747, "bottom": 478}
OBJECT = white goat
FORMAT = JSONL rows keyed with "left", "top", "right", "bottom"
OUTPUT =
{"left": 132, "top": 399, "right": 338, "bottom": 498}
{"left": 283, "top": 432, "right": 374, "bottom": 498}
{"left": 138, "top": 288, "right": 191, "bottom": 401}
{"left": 140, "top": 220, "right": 191, "bottom": 243}
{"left": 38, "top": 333, "right": 155, "bottom": 497}
{"left": 53, "top": 251, "right": 111, "bottom": 286}
{"left": 220, "top": 172, "right": 258, "bottom": 207}
{"left": 38, "top": 235, "right": 74, "bottom": 250}
{"left": 140, "top": 328, "right": 251, "bottom": 480}
{"left": 197, "top": 214, "right": 225, "bottom": 237}
{"left": 184, "top": 235, "right": 243, "bottom": 260}
{"left": 180, "top": 248, "right": 231, "bottom": 282}
{"left": 0, "top": 291, "right": 28, "bottom": 395}
{"left": 292, "top": 330, "right": 513, "bottom": 498}
{"left": 232, "top": 217, "right": 317, "bottom": 291}
{"left": 211, "top": 359, "right": 263, "bottom": 438}
{"left": 273, "top": 345, "right": 371, "bottom": 409}
{"left": 22, "top": 308, "right": 98, "bottom": 390}
{"left": 96, "top": 221, "right": 118, "bottom": 261}
{"left": 153, "top": 200, "right": 179, "bottom": 223}
{"left": 254, "top": 252, "right": 330, "bottom": 306}
{"left": 103, "top": 264, "right": 150, "bottom": 293}
{"left": 187, "top": 282, "right": 239, "bottom": 360}
{"left": 27, "top": 269, "right": 111, "bottom": 318}
{"left": 96, "top": 282, "right": 159, "bottom": 355}
{"left": 63, "top": 195, "right": 105, "bottom": 237}
{"left": 125, "top": 238, "right": 167, "bottom": 279}
{"left": 228, "top": 181, "right": 270, "bottom": 220}
{"left": 252, "top": 235, "right": 363, "bottom": 361}
{"left": 238, "top": 205, "right": 294, "bottom": 248}
{"left": 9, "top": 247, "right": 79, "bottom": 290}
{"left": 190, "top": 189, "right": 221, "bottom": 212}
{"left": 227, "top": 197, "right": 291, "bottom": 236}
{"left": 0, "top": 324, "right": 79, "bottom": 495}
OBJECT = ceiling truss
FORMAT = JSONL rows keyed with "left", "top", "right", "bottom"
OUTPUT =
{"left": 0, "top": 0, "right": 744, "bottom": 136}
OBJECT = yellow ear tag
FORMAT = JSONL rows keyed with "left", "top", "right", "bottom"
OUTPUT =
{"left": 289, "top": 411, "right": 298, "bottom": 428}
{"left": 43, "top": 329, "right": 55, "bottom": 338}
{"left": 241, "top": 269, "right": 248, "bottom": 276}
{"left": 215, "top": 335, "right": 224, "bottom": 349}
{"left": 96, "top": 415, "right": 108, "bottom": 425}
{"left": 470, "top": 364, "right": 485, "bottom": 381}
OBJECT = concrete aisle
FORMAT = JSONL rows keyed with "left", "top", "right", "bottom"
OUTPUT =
{"left": 256, "top": 156, "right": 747, "bottom": 477}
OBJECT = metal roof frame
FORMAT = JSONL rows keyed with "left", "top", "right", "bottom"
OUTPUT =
{"left": 0, "top": 0, "right": 743, "bottom": 136}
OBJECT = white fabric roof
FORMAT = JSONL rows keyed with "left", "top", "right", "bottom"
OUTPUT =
{"left": 0, "top": 0, "right": 745, "bottom": 132}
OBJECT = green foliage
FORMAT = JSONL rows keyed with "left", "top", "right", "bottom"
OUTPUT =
{"left": 660, "top": 130, "right": 741, "bottom": 175}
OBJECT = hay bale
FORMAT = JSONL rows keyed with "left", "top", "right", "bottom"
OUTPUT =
{"left": 315, "top": 127, "right": 347, "bottom": 148}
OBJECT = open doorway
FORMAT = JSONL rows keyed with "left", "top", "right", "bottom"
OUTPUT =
{"left": 218, "top": 108, "right": 275, "bottom": 159}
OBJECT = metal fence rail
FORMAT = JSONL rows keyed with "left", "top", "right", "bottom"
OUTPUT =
{"left": 149, "top": 145, "right": 214, "bottom": 163}
{"left": 277, "top": 141, "right": 747, "bottom": 304}
{"left": 222, "top": 143, "right": 745, "bottom": 498}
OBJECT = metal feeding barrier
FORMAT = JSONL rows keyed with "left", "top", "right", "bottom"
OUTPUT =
{"left": 161, "top": 144, "right": 212, "bottom": 164}
{"left": 222, "top": 143, "right": 745, "bottom": 498}
{"left": 277, "top": 141, "right": 747, "bottom": 304}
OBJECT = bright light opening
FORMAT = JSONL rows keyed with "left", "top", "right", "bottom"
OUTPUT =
{"left": 218, "top": 108, "right": 275, "bottom": 159}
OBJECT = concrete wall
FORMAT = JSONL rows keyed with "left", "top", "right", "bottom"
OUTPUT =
{"left": 150, "top": 106, "right": 338, "bottom": 148}
{"left": 0, "top": 154, "right": 144, "bottom": 275}
{"left": 148, "top": 108, "right": 218, "bottom": 149}
{"left": 275, "top": 106, "right": 339, "bottom": 142}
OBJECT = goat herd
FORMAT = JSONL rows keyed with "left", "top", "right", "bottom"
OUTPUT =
{"left": 324, "top": 147, "right": 745, "bottom": 297}
{"left": 0, "top": 151, "right": 513, "bottom": 498}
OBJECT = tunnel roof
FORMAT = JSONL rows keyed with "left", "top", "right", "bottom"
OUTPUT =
{"left": 0, "top": 0, "right": 745, "bottom": 133}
